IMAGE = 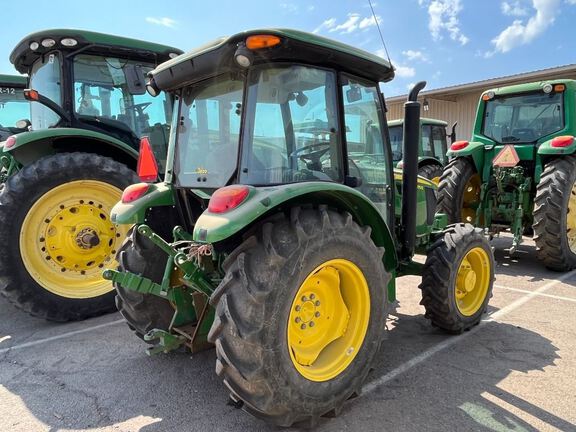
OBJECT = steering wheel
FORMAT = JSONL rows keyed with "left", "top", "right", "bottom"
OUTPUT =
{"left": 125, "top": 102, "right": 152, "bottom": 116}
{"left": 290, "top": 142, "right": 331, "bottom": 162}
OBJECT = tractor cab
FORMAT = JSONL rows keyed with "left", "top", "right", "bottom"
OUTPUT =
{"left": 9, "top": 29, "right": 182, "bottom": 169}
{"left": 0, "top": 74, "right": 29, "bottom": 142}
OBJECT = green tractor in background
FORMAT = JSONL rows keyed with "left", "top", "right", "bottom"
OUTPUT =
{"left": 388, "top": 117, "right": 456, "bottom": 183}
{"left": 438, "top": 80, "right": 576, "bottom": 270}
{"left": 0, "top": 30, "right": 182, "bottom": 321}
{"left": 0, "top": 74, "right": 29, "bottom": 144}
{"left": 105, "top": 30, "right": 495, "bottom": 426}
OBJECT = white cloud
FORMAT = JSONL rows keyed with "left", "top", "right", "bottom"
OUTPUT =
{"left": 280, "top": 2, "right": 299, "bottom": 13}
{"left": 145, "top": 17, "right": 177, "bottom": 28}
{"left": 359, "top": 15, "right": 382, "bottom": 29}
{"left": 330, "top": 13, "right": 361, "bottom": 34}
{"left": 502, "top": 1, "right": 529, "bottom": 16}
{"left": 420, "top": 0, "right": 469, "bottom": 45}
{"left": 489, "top": 0, "right": 560, "bottom": 55}
{"left": 313, "top": 18, "right": 337, "bottom": 33}
{"left": 395, "top": 65, "right": 416, "bottom": 78}
{"left": 407, "top": 82, "right": 416, "bottom": 90}
{"left": 402, "top": 49, "right": 429, "bottom": 62}
{"left": 313, "top": 13, "right": 382, "bottom": 35}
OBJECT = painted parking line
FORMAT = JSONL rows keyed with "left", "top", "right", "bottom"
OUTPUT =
{"left": 0, "top": 319, "right": 124, "bottom": 354}
{"left": 364, "top": 269, "right": 576, "bottom": 394}
{"left": 495, "top": 284, "right": 576, "bottom": 303}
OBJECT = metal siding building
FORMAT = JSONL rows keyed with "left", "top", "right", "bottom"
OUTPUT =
{"left": 385, "top": 64, "right": 576, "bottom": 141}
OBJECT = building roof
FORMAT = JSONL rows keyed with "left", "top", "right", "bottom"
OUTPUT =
{"left": 387, "top": 64, "right": 576, "bottom": 103}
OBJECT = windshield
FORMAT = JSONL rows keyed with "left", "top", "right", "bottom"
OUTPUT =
{"left": 389, "top": 125, "right": 403, "bottom": 161}
{"left": 73, "top": 54, "right": 173, "bottom": 169}
{"left": 174, "top": 74, "right": 243, "bottom": 188}
{"left": 240, "top": 65, "right": 341, "bottom": 185}
{"left": 29, "top": 52, "right": 62, "bottom": 129}
{"left": 0, "top": 86, "right": 28, "bottom": 128}
{"left": 482, "top": 91, "right": 564, "bottom": 143}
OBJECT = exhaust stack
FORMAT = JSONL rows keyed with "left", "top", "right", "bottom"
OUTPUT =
{"left": 400, "top": 81, "right": 426, "bottom": 260}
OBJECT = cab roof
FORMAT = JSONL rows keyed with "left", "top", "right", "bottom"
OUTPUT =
{"left": 0, "top": 74, "right": 26, "bottom": 86}
{"left": 150, "top": 28, "right": 395, "bottom": 92}
{"left": 481, "top": 79, "right": 576, "bottom": 98}
{"left": 11, "top": 29, "right": 183, "bottom": 74}
{"left": 388, "top": 117, "right": 447, "bottom": 127}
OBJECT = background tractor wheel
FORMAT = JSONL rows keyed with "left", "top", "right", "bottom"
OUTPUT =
{"left": 208, "top": 207, "right": 389, "bottom": 426}
{"left": 533, "top": 155, "right": 576, "bottom": 271}
{"left": 420, "top": 223, "right": 494, "bottom": 333}
{"left": 115, "top": 227, "right": 174, "bottom": 340}
{"left": 437, "top": 158, "right": 481, "bottom": 224}
{"left": 418, "top": 164, "right": 443, "bottom": 185}
{"left": 0, "top": 152, "right": 138, "bottom": 321}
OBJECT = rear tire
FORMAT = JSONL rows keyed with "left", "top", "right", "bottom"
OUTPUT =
{"left": 418, "top": 164, "right": 443, "bottom": 184}
{"left": 437, "top": 158, "right": 481, "bottom": 224}
{"left": 208, "top": 207, "right": 389, "bottom": 426}
{"left": 533, "top": 155, "right": 576, "bottom": 271}
{"left": 0, "top": 153, "right": 138, "bottom": 321}
{"left": 115, "top": 227, "right": 175, "bottom": 340}
{"left": 420, "top": 223, "right": 494, "bottom": 333}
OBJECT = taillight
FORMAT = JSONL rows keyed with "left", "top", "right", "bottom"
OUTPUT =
{"left": 137, "top": 136, "right": 159, "bottom": 182}
{"left": 451, "top": 140, "right": 469, "bottom": 151}
{"left": 4, "top": 135, "right": 17, "bottom": 149}
{"left": 121, "top": 183, "right": 149, "bottom": 203}
{"left": 23, "top": 89, "right": 39, "bottom": 101}
{"left": 551, "top": 135, "right": 574, "bottom": 148}
{"left": 208, "top": 186, "right": 250, "bottom": 213}
{"left": 246, "top": 35, "right": 281, "bottom": 50}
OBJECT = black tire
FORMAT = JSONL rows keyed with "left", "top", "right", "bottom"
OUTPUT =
{"left": 533, "top": 155, "right": 576, "bottom": 271}
{"left": 208, "top": 207, "right": 389, "bottom": 426}
{"left": 418, "top": 164, "right": 443, "bottom": 183}
{"left": 115, "top": 227, "right": 175, "bottom": 340}
{"left": 0, "top": 152, "right": 138, "bottom": 321}
{"left": 437, "top": 157, "right": 479, "bottom": 224}
{"left": 419, "top": 223, "right": 494, "bottom": 333}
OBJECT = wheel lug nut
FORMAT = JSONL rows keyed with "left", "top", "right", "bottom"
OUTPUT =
{"left": 310, "top": 293, "right": 315, "bottom": 300}
{"left": 295, "top": 317, "right": 301, "bottom": 323}
{"left": 315, "top": 301, "right": 320, "bottom": 306}
{"left": 309, "top": 321, "right": 315, "bottom": 327}
{"left": 315, "top": 312, "right": 320, "bottom": 318}
{"left": 302, "top": 296, "right": 308, "bottom": 302}
{"left": 301, "top": 323, "right": 306, "bottom": 330}
{"left": 295, "top": 305, "right": 301, "bottom": 312}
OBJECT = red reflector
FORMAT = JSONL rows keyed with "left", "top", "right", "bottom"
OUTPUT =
{"left": 121, "top": 183, "right": 149, "bottom": 203}
{"left": 208, "top": 186, "right": 250, "bottom": 213}
{"left": 23, "top": 89, "right": 39, "bottom": 101}
{"left": 4, "top": 135, "right": 17, "bottom": 149}
{"left": 451, "top": 140, "right": 469, "bottom": 151}
{"left": 137, "top": 136, "right": 159, "bottom": 182}
{"left": 551, "top": 135, "right": 574, "bottom": 148}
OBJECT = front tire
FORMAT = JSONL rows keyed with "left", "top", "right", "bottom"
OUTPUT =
{"left": 533, "top": 155, "right": 576, "bottom": 271}
{"left": 208, "top": 207, "right": 389, "bottom": 426}
{"left": 437, "top": 158, "right": 481, "bottom": 224}
{"left": 420, "top": 223, "right": 494, "bottom": 333}
{"left": 0, "top": 153, "right": 138, "bottom": 321}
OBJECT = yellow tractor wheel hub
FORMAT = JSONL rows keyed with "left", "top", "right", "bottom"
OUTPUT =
{"left": 20, "top": 180, "right": 128, "bottom": 299}
{"left": 455, "top": 247, "right": 490, "bottom": 316}
{"left": 287, "top": 259, "right": 370, "bottom": 382}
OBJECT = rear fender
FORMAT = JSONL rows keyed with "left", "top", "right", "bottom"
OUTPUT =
{"left": 447, "top": 140, "right": 485, "bottom": 172}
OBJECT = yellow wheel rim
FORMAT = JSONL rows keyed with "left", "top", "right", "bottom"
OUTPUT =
{"left": 455, "top": 247, "right": 490, "bottom": 316}
{"left": 431, "top": 176, "right": 441, "bottom": 186}
{"left": 287, "top": 259, "right": 370, "bottom": 382}
{"left": 461, "top": 174, "right": 481, "bottom": 223}
{"left": 567, "top": 182, "right": 576, "bottom": 253}
{"left": 20, "top": 180, "right": 128, "bottom": 299}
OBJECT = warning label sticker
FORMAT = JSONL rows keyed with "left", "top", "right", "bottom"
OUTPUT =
{"left": 492, "top": 145, "right": 520, "bottom": 168}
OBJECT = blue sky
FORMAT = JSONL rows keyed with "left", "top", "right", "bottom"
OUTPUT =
{"left": 1, "top": 0, "right": 574, "bottom": 96}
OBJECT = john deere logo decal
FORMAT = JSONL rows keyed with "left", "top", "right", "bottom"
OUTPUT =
{"left": 492, "top": 145, "right": 520, "bottom": 168}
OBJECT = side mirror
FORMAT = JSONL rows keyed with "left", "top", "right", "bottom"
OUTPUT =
{"left": 449, "top": 121, "right": 458, "bottom": 144}
{"left": 15, "top": 119, "right": 31, "bottom": 130}
{"left": 346, "top": 86, "right": 362, "bottom": 103}
{"left": 124, "top": 64, "right": 146, "bottom": 95}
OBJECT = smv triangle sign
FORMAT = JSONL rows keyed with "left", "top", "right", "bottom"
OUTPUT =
{"left": 492, "top": 145, "right": 520, "bottom": 168}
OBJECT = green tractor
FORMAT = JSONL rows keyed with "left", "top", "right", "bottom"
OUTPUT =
{"left": 0, "top": 74, "right": 29, "bottom": 144}
{"left": 105, "top": 30, "right": 495, "bottom": 426}
{"left": 388, "top": 117, "right": 456, "bottom": 183}
{"left": 0, "top": 30, "right": 182, "bottom": 321}
{"left": 438, "top": 80, "right": 576, "bottom": 270}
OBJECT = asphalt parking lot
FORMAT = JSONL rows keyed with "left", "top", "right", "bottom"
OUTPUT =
{"left": 1, "top": 234, "right": 575, "bottom": 432}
